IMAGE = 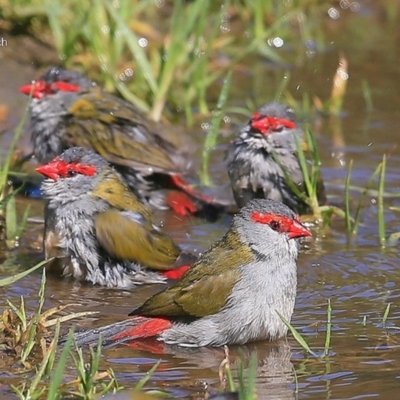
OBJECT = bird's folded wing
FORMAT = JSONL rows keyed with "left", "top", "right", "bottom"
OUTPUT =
{"left": 67, "top": 91, "right": 181, "bottom": 173}
{"left": 131, "top": 228, "right": 253, "bottom": 318}
{"left": 95, "top": 209, "right": 180, "bottom": 270}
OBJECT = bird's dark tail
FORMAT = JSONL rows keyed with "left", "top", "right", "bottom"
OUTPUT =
{"left": 62, "top": 317, "right": 171, "bottom": 348}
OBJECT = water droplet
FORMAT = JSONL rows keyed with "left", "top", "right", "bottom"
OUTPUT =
{"left": 123, "top": 68, "right": 132, "bottom": 78}
{"left": 201, "top": 122, "right": 211, "bottom": 131}
{"left": 138, "top": 37, "right": 148, "bottom": 48}
{"left": 340, "top": 0, "right": 350, "bottom": 9}
{"left": 272, "top": 37, "right": 284, "bottom": 48}
{"left": 350, "top": 2, "right": 360, "bottom": 12}
{"left": 220, "top": 22, "right": 230, "bottom": 33}
{"left": 328, "top": 7, "right": 340, "bottom": 19}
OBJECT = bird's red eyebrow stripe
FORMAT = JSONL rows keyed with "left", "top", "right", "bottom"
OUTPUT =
{"left": 251, "top": 212, "right": 296, "bottom": 232}
{"left": 52, "top": 81, "right": 81, "bottom": 92}
{"left": 51, "top": 159, "right": 96, "bottom": 177}
{"left": 251, "top": 113, "right": 296, "bottom": 134}
{"left": 19, "top": 80, "right": 81, "bottom": 99}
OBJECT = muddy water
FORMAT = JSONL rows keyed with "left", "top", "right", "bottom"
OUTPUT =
{"left": 2, "top": 3, "right": 400, "bottom": 399}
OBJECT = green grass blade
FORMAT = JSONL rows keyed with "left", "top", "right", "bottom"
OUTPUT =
{"left": 133, "top": 360, "right": 162, "bottom": 392}
{"left": 294, "top": 133, "right": 313, "bottom": 198}
{"left": 44, "top": 0, "right": 65, "bottom": 53}
{"left": 201, "top": 71, "right": 232, "bottom": 186}
{"left": 0, "top": 91, "right": 31, "bottom": 192}
{"left": 102, "top": 0, "right": 158, "bottom": 95}
{"left": 16, "top": 205, "right": 31, "bottom": 239}
{"left": 344, "top": 160, "right": 353, "bottom": 233}
{"left": 6, "top": 297, "right": 27, "bottom": 331}
{"left": 224, "top": 360, "right": 236, "bottom": 392}
{"left": 324, "top": 299, "right": 332, "bottom": 357}
{"left": 382, "top": 303, "right": 391, "bottom": 325}
{"left": 276, "top": 310, "right": 318, "bottom": 357}
{"left": 5, "top": 195, "right": 17, "bottom": 243}
{"left": 28, "top": 323, "right": 61, "bottom": 397}
{"left": 362, "top": 79, "right": 374, "bottom": 112}
{"left": 0, "top": 259, "right": 49, "bottom": 287}
{"left": 271, "top": 149, "right": 307, "bottom": 201}
{"left": 351, "top": 161, "right": 382, "bottom": 235}
{"left": 305, "top": 127, "right": 321, "bottom": 191}
{"left": 46, "top": 326, "right": 73, "bottom": 400}
{"left": 378, "top": 155, "right": 386, "bottom": 247}
{"left": 21, "top": 268, "right": 47, "bottom": 362}
{"left": 244, "top": 355, "right": 258, "bottom": 399}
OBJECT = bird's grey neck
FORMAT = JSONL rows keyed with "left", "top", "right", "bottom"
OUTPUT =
{"left": 43, "top": 186, "right": 107, "bottom": 218}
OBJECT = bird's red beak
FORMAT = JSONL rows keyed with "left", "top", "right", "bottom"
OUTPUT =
{"left": 288, "top": 219, "right": 312, "bottom": 239}
{"left": 19, "top": 81, "right": 45, "bottom": 99}
{"left": 35, "top": 163, "right": 60, "bottom": 181}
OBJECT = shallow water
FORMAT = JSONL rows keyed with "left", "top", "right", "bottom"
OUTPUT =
{"left": 2, "top": 2, "right": 400, "bottom": 399}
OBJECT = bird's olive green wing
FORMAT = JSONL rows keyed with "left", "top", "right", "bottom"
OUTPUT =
{"left": 132, "top": 228, "right": 254, "bottom": 318}
{"left": 91, "top": 171, "right": 151, "bottom": 215}
{"left": 92, "top": 172, "right": 180, "bottom": 270}
{"left": 66, "top": 89, "right": 182, "bottom": 173}
{"left": 95, "top": 209, "right": 180, "bottom": 270}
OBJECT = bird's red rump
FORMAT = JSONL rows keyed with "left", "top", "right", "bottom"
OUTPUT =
{"left": 111, "top": 317, "right": 172, "bottom": 342}
{"left": 36, "top": 159, "right": 96, "bottom": 180}
{"left": 161, "top": 264, "right": 190, "bottom": 280}
{"left": 169, "top": 173, "right": 215, "bottom": 203}
{"left": 166, "top": 191, "right": 197, "bottom": 215}
{"left": 251, "top": 113, "right": 296, "bottom": 135}
{"left": 251, "top": 211, "right": 312, "bottom": 239}
{"left": 19, "top": 80, "right": 80, "bottom": 99}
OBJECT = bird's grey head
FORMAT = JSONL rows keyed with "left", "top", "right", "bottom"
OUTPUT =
{"left": 233, "top": 198, "right": 311, "bottom": 259}
{"left": 36, "top": 147, "right": 109, "bottom": 204}
{"left": 245, "top": 102, "right": 299, "bottom": 151}
{"left": 257, "top": 101, "right": 296, "bottom": 121}
{"left": 40, "top": 66, "right": 95, "bottom": 89}
{"left": 20, "top": 66, "right": 95, "bottom": 102}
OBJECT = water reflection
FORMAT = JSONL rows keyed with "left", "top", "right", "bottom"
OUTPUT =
{"left": 102, "top": 341, "right": 296, "bottom": 399}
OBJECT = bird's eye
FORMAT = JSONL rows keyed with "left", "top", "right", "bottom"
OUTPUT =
{"left": 269, "top": 221, "right": 281, "bottom": 232}
{"left": 67, "top": 170, "right": 77, "bottom": 177}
